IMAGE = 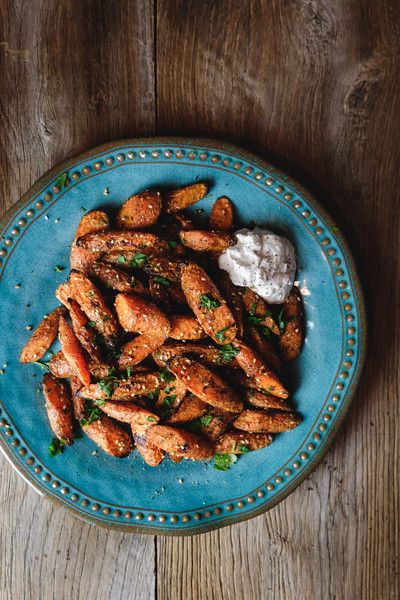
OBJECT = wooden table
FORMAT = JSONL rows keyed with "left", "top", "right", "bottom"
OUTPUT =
{"left": 1, "top": 2, "right": 399, "bottom": 599}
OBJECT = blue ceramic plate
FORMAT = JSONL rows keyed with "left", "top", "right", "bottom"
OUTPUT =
{"left": 0, "top": 139, "right": 366, "bottom": 534}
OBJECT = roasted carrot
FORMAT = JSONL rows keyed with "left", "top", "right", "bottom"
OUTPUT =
{"left": 20, "top": 307, "right": 66, "bottom": 363}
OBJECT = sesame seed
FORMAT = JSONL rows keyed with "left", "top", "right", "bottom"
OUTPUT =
{"left": 26, "top": 325, "right": 33, "bottom": 330}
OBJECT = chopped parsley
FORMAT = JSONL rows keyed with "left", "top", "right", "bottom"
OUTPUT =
{"left": 130, "top": 252, "right": 147, "bottom": 268}
{"left": 259, "top": 326, "right": 271, "bottom": 338}
{"left": 102, "top": 315, "right": 110, "bottom": 322}
{"left": 276, "top": 308, "right": 296, "bottom": 333}
{"left": 126, "top": 366, "right": 132, "bottom": 378}
{"left": 153, "top": 275, "right": 171, "bottom": 287}
{"left": 87, "top": 290, "right": 95, "bottom": 297}
{"left": 87, "top": 321, "right": 97, "bottom": 328}
{"left": 146, "top": 416, "right": 157, "bottom": 422}
{"left": 56, "top": 172, "right": 69, "bottom": 188}
{"left": 199, "top": 294, "right": 221, "bottom": 311}
{"left": 159, "top": 369, "right": 175, "bottom": 384}
{"left": 162, "top": 394, "right": 176, "bottom": 408}
{"left": 146, "top": 388, "right": 159, "bottom": 402}
{"left": 248, "top": 302, "right": 272, "bottom": 326}
{"left": 80, "top": 400, "right": 102, "bottom": 426}
{"left": 54, "top": 265, "right": 65, "bottom": 273}
{"left": 213, "top": 453, "right": 237, "bottom": 471}
{"left": 217, "top": 344, "right": 239, "bottom": 364}
{"left": 238, "top": 444, "right": 250, "bottom": 453}
{"left": 331, "top": 226, "right": 340, "bottom": 233}
{"left": 215, "top": 323, "right": 235, "bottom": 343}
{"left": 190, "top": 414, "right": 214, "bottom": 430}
{"left": 98, "top": 380, "right": 113, "bottom": 398}
{"left": 49, "top": 437, "right": 68, "bottom": 457}
{"left": 81, "top": 206, "right": 87, "bottom": 212}
{"left": 167, "top": 239, "right": 180, "bottom": 249}
{"left": 117, "top": 254, "right": 126, "bottom": 264}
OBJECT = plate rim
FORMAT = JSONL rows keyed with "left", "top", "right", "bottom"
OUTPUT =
{"left": 0, "top": 136, "right": 367, "bottom": 535}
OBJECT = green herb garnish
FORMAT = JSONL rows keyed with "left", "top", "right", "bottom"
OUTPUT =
{"left": 54, "top": 265, "right": 65, "bottom": 273}
{"left": 215, "top": 323, "right": 235, "bottom": 343}
{"left": 81, "top": 206, "right": 87, "bottom": 212}
{"left": 213, "top": 453, "right": 237, "bottom": 471}
{"left": 56, "top": 172, "right": 69, "bottom": 188}
{"left": 248, "top": 302, "right": 272, "bottom": 326}
{"left": 117, "top": 254, "right": 126, "bottom": 264}
{"left": 153, "top": 275, "right": 171, "bottom": 287}
{"left": 159, "top": 369, "right": 176, "bottom": 384}
{"left": 167, "top": 239, "right": 180, "bottom": 249}
{"left": 49, "top": 437, "right": 68, "bottom": 457}
{"left": 98, "top": 380, "right": 113, "bottom": 398}
{"left": 146, "top": 389, "right": 159, "bottom": 402}
{"left": 130, "top": 252, "right": 147, "bottom": 268}
{"left": 276, "top": 309, "right": 296, "bottom": 333}
{"left": 146, "top": 416, "right": 157, "bottom": 422}
{"left": 259, "top": 326, "right": 271, "bottom": 338}
{"left": 102, "top": 315, "right": 110, "bottom": 322}
{"left": 238, "top": 444, "right": 250, "bottom": 453}
{"left": 87, "top": 290, "right": 95, "bottom": 297}
{"left": 331, "top": 226, "right": 340, "bottom": 233}
{"left": 217, "top": 343, "right": 239, "bottom": 364}
{"left": 80, "top": 400, "right": 102, "bottom": 426}
{"left": 87, "top": 321, "right": 97, "bottom": 328}
{"left": 126, "top": 366, "right": 132, "bottom": 378}
{"left": 199, "top": 294, "right": 221, "bottom": 311}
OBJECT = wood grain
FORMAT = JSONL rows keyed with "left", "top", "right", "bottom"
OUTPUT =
{"left": 156, "top": 1, "right": 400, "bottom": 599}
{"left": 0, "top": 2, "right": 156, "bottom": 599}
{"left": 1, "top": 0, "right": 400, "bottom": 599}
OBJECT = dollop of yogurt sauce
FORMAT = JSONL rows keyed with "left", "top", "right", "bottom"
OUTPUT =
{"left": 218, "top": 227, "right": 296, "bottom": 304}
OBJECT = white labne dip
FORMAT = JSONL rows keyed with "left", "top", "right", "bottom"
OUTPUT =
{"left": 218, "top": 227, "right": 296, "bottom": 304}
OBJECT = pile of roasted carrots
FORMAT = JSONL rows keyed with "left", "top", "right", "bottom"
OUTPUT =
{"left": 20, "top": 182, "right": 303, "bottom": 468}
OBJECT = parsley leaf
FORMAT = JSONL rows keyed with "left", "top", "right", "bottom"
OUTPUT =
{"left": 126, "top": 366, "right": 132, "bottom": 378}
{"left": 117, "top": 254, "right": 126, "bottom": 264}
{"left": 213, "top": 453, "right": 238, "bottom": 471}
{"left": 130, "top": 252, "right": 147, "bottom": 268}
{"left": 146, "top": 389, "right": 159, "bottom": 402}
{"left": 87, "top": 321, "right": 97, "bottom": 328}
{"left": 80, "top": 400, "right": 102, "bottom": 426}
{"left": 190, "top": 414, "right": 214, "bottom": 430}
{"left": 159, "top": 369, "right": 176, "bottom": 384}
{"left": 56, "top": 172, "right": 69, "bottom": 188}
{"left": 49, "top": 437, "right": 68, "bottom": 457}
{"left": 238, "top": 444, "right": 250, "bottom": 453}
{"left": 54, "top": 265, "right": 65, "bottom": 273}
{"left": 217, "top": 344, "right": 239, "bottom": 363}
{"left": 87, "top": 290, "right": 95, "bottom": 297}
{"left": 260, "top": 326, "right": 271, "bottom": 338}
{"left": 331, "top": 226, "right": 340, "bottom": 233}
{"left": 200, "top": 294, "right": 221, "bottom": 310}
{"left": 248, "top": 302, "right": 272, "bottom": 326}
{"left": 153, "top": 275, "right": 171, "bottom": 287}
{"left": 146, "top": 416, "right": 157, "bottom": 422}
{"left": 98, "top": 380, "right": 113, "bottom": 398}
{"left": 167, "top": 239, "right": 180, "bottom": 249}
{"left": 215, "top": 324, "right": 235, "bottom": 343}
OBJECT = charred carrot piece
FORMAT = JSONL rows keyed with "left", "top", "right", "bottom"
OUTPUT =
{"left": 55, "top": 282, "right": 74, "bottom": 308}
{"left": 119, "top": 331, "right": 169, "bottom": 368}
{"left": 167, "top": 394, "right": 208, "bottom": 424}
{"left": 116, "top": 190, "right": 162, "bottom": 230}
{"left": 68, "top": 299, "right": 103, "bottom": 363}
{"left": 90, "top": 261, "right": 146, "bottom": 294}
{"left": 20, "top": 307, "right": 66, "bottom": 363}
{"left": 43, "top": 373, "right": 74, "bottom": 444}
{"left": 76, "top": 230, "right": 168, "bottom": 256}
{"left": 233, "top": 409, "right": 301, "bottom": 433}
{"left": 146, "top": 424, "right": 213, "bottom": 460}
{"left": 243, "top": 388, "right": 291, "bottom": 411}
{"left": 169, "top": 356, "right": 243, "bottom": 413}
{"left": 165, "top": 182, "right": 209, "bottom": 213}
{"left": 48, "top": 351, "right": 74, "bottom": 379}
{"left": 69, "top": 271, "right": 119, "bottom": 341}
{"left": 181, "top": 262, "right": 237, "bottom": 345}
{"left": 115, "top": 293, "right": 170, "bottom": 335}
{"left": 278, "top": 287, "right": 303, "bottom": 361}
{"left": 215, "top": 431, "right": 273, "bottom": 454}
{"left": 209, "top": 196, "right": 234, "bottom": 232}
{"left": 180, "top": 230, "right": 234, "bottom": 253}
{"left": 70, "top": 210, "right": 110, "bottom": 273}
{"left": 82, "top": 415, "right": 133, "bottom": 457}
{"left": 233, "top": 340, "right": 288, "bottom": 399}
{"left": 58, "top": 315, "right": 91, "bottom": 386}
{"left": 169, "top": 315, "right": 206, "bottom": 341}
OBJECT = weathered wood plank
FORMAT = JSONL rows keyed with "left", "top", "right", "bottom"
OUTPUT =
{"left": 156, "top": 1, "right": 400, "bottom": 599}
{"left": 0, "top": 1, "right": 156, "bottom": 599}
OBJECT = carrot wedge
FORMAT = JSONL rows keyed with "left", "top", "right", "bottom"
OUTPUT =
{"left": 115, "top": 293, "right": 170, "bottom": 336}
{"left": 233, "top": 409, "right": 301, "bottom": 433}
{"left": 43, "top": 373, "right": 74, "bottom": 444}
{"left": 215, "top": 431, "right": 273, "bottom": 454}
{"left": 209, "top": 196, "right": 234, "bottom": 232}
{"left": 244, "top": 388, "right": 291, "bottom": 411}
{"left": 20, "top": 307, "right": 66, "bottom": 363}
{"left": 82, "top": 415, "right": 133, "bottom": 457}
{"left": 165, "top": 182, "right": 209, "bottom": 213}
{"left": 90, "top": 261, "right": 146, "bottom": 294}
{"left": 58, "top": 315, "right": 91, "bottom": 386}
{"left": 233, "top": 340, "right": 288, "bottom": 399}
{"left": 69, "top": 271, "right": 119, "bottom": 341}
{"left": 116, "top": 190, "right": 162, "bottom": 229}
{"left": 169, "top": 315, "right": 206, "bottom": 341}
{"left": 70, "top": 210, "right": 110, "bottom": 273}
{"left": 181, "top": 262, "right": 237, "bottom": 345}
{"left": 169, "top": 356, "right": 243, "bottom": 413}
{"left": 278, "top": 287, "right": 303, "bottom": 361}
{"left": 167, "top": 394, "right": 208, "bottom": 424}
{"left": 180, "top": 230, "right": 234, "bottom": 253}
{"left": 76, "top": 230, "right": 168, "bottom": 256}
{"left": 146, "top": 425, "right": 213, "bottom": 460}
{"left": 68, "top": 299, "right": 104, "bottom": 363}
{"left": 119, "top": 331, "right": 168, "bottom": 368}
{"left": 48, "top": 351, "right": 74, "bottom": 379}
